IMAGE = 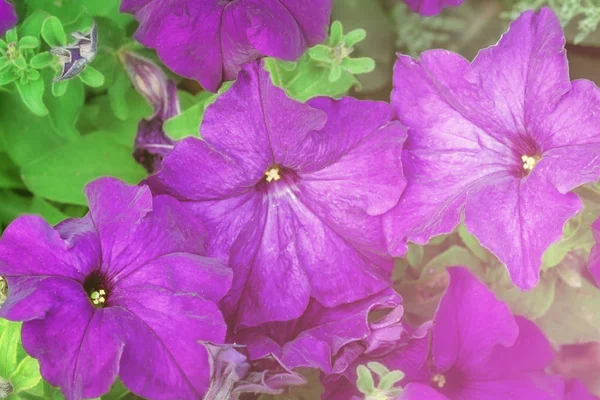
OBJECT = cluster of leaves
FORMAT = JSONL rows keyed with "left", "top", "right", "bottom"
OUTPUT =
{"left": 356, "top": 362, "right": 405, "bottom": 399}
{"left": 503, "top": 0, "right": 600, "bottom": 43}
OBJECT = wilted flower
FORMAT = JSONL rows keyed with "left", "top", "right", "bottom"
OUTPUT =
{"left": 0, "top": 0, "right": 16, "bottom": 36}
{"left": 120, "top": 0, "right": 333, "bottom": 92}
{"left": 149, "top": 60, "right": 406, "bottom": 328}
{"left": 403, "top": 0, "right": 463, "bottom": 16}
{"left": 0, "top": 178, "right": 232, "bottom": 400}
{"left": 50, "top": 21, "right": 97, "bottom": 81}
{"left": 202, "top": 343, "right": 306, "bottom": 399}
{"left": 386, "top": 8, "right": 600, "bottom": 289}
{"left": 121, "top": 51, "right": 177, "bottom": 173}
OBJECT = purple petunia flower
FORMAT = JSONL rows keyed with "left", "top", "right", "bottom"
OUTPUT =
{"left": 122, "top": 51, "right": 177, "bottom": 173}
{"left": 120, "top": 0, "right": 333, "bottom": 92}
{"left": 563, "top": 380, "right": 597, "bottom": 400}
{"left": 148, "top": 60, "right": 407, "bottom": 328}
{"left": 232, "top": 289, "right": 402, "bottom": 374}
{"left": 0, "top": 0, "right": 16, "bottom": 36}
{"left": 391, "top": 268, "right": 563, "bottom": 400}
{"left": 385, "top": 8, "right": 600, "bottom": 289}
{"left": 402, "top": 0, "right": 463, "bottom": 16}
{"left": 0, "top": 178, "right": 232, "bottom": 400}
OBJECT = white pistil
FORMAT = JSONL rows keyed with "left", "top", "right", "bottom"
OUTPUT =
{"left": 90, "top": 289, "right": 106, "bottom": 305}
{"left": 432, "top": 373, "right": 447, "bottom": 388}
{"left": 521, "top": 155, "right": 537, "bottom": 171}
{"left": 265, "top": 167, "right": 281, "bottom": 183}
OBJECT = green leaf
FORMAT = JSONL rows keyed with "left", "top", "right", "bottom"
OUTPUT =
{"left": 0, "top": 69, "right": 18, "bottom": 85}
{"left": 329, "top": 21, "right": 343, "bottom": 45}
{"left": 18, "top": 36, "right": 40, "bottom": 50}
{"left": 30, "top": 197, "right": 67, "bottom": 225}
{"left": 12, "top": 55, "right": 27, "bottom": 71}
{"left": 9, "top": 358, "right": 41, "bottom": 393}
{"left": 0, "top": 57, "right": 9, "bottom": 71}
{"left": 100, "top": 379, "right": 129, "bottom": 400}
{"left": 107, "top": 67, "right": 130, "bottom": 121}
{"left": 0, "top": 153, "right": 23, "bottom": 189}
{"left": 457, "top": 224, "right": 492, "bottom": 262}
{"left": 366, "top": 362, "right": 389, "bottom": 379}
{"left": 0, "top": 320, "right": 21, "bottom": 377}
{"left": 356, "top": 365, "right": 375, "bottom": 395}
{"left": 41, "top": 17, "right": 67, "bottom": 47}
{"left": 343, "top": 28, "right": 367, "bottom": 47}
{"left": 16, "top": 78, "right": 48, "bottom": 117}
{"left": 164, "top": 91, "right": 216, "bottom": 140}
{"left": 51, "top": 80, "right": 69, "bottom": 97}
{"left": 405, "top": 243, "right": 424, "bottom": 268}
{"left": 78, "top": 66, "right": 105, "bottom": 88}
{"left": 5, "top": 29, "right": 18, "bottom": 44}
{"left": 328, "top": 65, "right": 342, "bottom": 82}
{"left": 19, "top": 10, "right": 50, "bottom": 38}
{"left": 341, "top": 57, "right": 375, "bottom": 74}
{"left": 26, "top": 69, "right": 41, "bottom": 81}
{"left": 44, "top": 75, "right": 84, "bottom": 140}
{"left": 29, "top": 52, "right": 54, "bottom": 69}
{"left": 378, "top": 370, "right": 405, "bottom": 391}
{"left": 22, "top": 132, "right": 147, "bottom": 205}
{"left": 307, "top": 45, "right": 332, "bottom": 62}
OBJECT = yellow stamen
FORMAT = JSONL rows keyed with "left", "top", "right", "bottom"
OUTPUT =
{"left": 432, "top": 373, "right": 446, "bottom": 388}
{"left": 265, "top": 167, "right": 281, "bottom": 183}
{"left": 90, "top": 289, "right": 107, "bottom": 306}
{"left": 521, "top": 155, "right": 538, "bottom": 171}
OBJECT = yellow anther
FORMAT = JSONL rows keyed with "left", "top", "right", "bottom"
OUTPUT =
{"left": 432, "top": 373, "right": 447, "bottom": 388}
{"left": 265, "top": 167, "right": 281, "bottom": 183}
{"left": 90, "top": 289, "right": 107, "bottom": 306}
{"left": 521, "top": 155, "right": 538, "bottom": 171}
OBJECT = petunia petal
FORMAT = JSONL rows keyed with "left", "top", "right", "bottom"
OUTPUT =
{"left": 0, "top": 216, "right": 85, "bottom": 280}
{"left": 114, "top": 252, "right": 232, "bottom": 304}
{"left": 20, "top": 281, "right": 127, "bottom": 400}
{"left": 86, "top": 178, "right": 207, "bottom": 280}
{"left": 455, "top": 371, "right": 564, "bottom": 400}
{"left": 464, "top": 172, "right": 581, "bottom": 288}
{"left": 115, "top": 287, "right": 227, "bottom": 399}
{"left": 400, "top": 383, "right": 449, "bottom": 400}
{"left": 433, "top": 268, "right": 519, "bottom": 373}
{"left": 0, "top": 0, "right": 17, "bottom": 36}
{"left": 564, "top": 379, "right": 597, "bottom": 400}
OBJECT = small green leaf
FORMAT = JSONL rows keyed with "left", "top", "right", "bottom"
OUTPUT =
{"left": 78, "top": 66, "right": 105, "bottom": 88}
{"left": 378, "top": 370, "right": 405, "bottom": 391}
{"left": 100, "top": 379, "right": 129, "bottom": 400}
{"left": 30, "top": 197, "right": 67, "bottom": 225}
{"left": 366, "top": 362, "right": 389, "bottom": 379}
{"left": 341, "top": 57, "right": 375, "bottom": 74}
{"left": 0, "top": 69, "right": 18, "bottom": 85}
{"left": 19, "top": 10, "right": 50, "bottom": 38}
{"left": 26, "top": 69, "right": 41, "bottom": 81}
{"left": 343, "top": 28, "right": 367, "bottom": 47}
{"left": 16, "top": 78, "right": 48, "bottom": 117}
{"left": 6, "top": 29, "right": 18, "bottom": 44}
{"left": 52, "top": 80, "right": 69, "bottom": 97}
{"left": 30, "top": 52, "right": 54, "bottom": 69}
{"left": 12, "top": 55, "right": 27, "bottom": 70}
{"left": 0, "top": 320, "right": 21, "bottom": 377}
{"left": 22, "top": 132, "right": 147, "bottom": 205}
{"left": 108, "top": 67, "right": 130, "bottom": 120}
{"left": 329, "top": 21, "right": 343, "bottom": 45}
{"left": 18, "top": 36, "right": 40, "bottom": 50}
{"left": 164, "top": 91, "right": 217, "bottom": 140}
{"left": 0, "top": 39, "right": 7, "bottom": 51}
{"left": 41, "top": 17, "right": 67, "bottom": 47}
{"left": 356, "top": 365, "right": 375, "bottom": 395}
{"left": 307, "top": 45, "right": 331, "bottom": 63}
{"left": 0, "top": 57, "right": 10, "bottom": 70}
{"left": 328, "top": 65, "right": 342, "bottom": 82}
{"left": 9, "top": 358, "right": 41, "bottom": 393}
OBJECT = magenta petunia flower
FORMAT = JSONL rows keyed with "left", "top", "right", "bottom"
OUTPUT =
{"left": 0, "top": 178, "right": 232, "bottom": 400}
{"left": 120, "top": 0, "right": 333, "bottom": 92}
{"left": 385, "top": 8, "right": 600, "bottom": 289}
{"left": 391, "top": 268, "right": 563, "bottom": 400}
{"left": 232, "top": 289, "right": 402, "bottom": 374}
{"left": 122, "top": 51, "right": 177, "bottom": 173}
{"left": 0, "top": 0, "right": 17, "bottom": 36}
{"left": 148, "top": 60, "right": 407, "bottom": 328}
{"left": 587, "top": 218, "right": 600, "bottom": 286}
{"left": 402, "top": 0, "right": 463, "bottom": 16}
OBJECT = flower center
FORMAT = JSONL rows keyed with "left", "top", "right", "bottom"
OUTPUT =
{"left": 89, "top": 289, "right": 107, "bottom": 307}
{"left": 431, "top": 373, "right": 446, "bottom": 388}
{"left": 264, "top": 166, "right": 281, "bottom": 183}
{"left": 521, "top": 154, "right": 540, "bottom": 172}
